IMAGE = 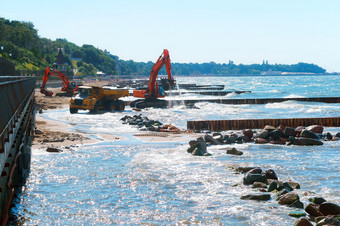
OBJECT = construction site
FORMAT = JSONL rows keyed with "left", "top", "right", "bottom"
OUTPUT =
{"left": 1, "top": 49, "right": 340, "bottom": 225}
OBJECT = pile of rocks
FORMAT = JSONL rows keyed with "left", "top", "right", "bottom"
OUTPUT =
{"left": 234, "top": 166, "right": 340, "bottom": 225}
{"left": 120, "top": 114, "right": 180, "bottom": 132}
{"left": 193, "top": 124, "right": 340, "bottom": 146}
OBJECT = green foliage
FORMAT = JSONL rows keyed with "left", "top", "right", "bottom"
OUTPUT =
{"left": 0, "top": 16, "right": 327, "bottom": 77}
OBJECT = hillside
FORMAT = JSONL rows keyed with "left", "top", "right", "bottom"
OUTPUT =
{"left": 0, "top": 17, "right": 327, "bottom": 76}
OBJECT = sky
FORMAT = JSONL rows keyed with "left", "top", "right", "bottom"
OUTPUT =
{"left": 1, "top": 0, "right": 340, "bottom": 72}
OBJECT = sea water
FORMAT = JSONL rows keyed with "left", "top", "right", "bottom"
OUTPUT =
{"left": 11, "top": 75, "right": 340, "bottom": 225}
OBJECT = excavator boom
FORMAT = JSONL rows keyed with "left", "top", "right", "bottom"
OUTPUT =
{"left": 131, "top": 49, "right": 175, "bottom": 108}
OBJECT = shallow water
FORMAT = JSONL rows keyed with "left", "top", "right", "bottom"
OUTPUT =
{"left": 11, "top": 75, "right": 340, "bottom": 225}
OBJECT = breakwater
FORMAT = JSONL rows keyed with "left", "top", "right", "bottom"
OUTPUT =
{"left": 0, "top": 76, "right": 36, "bottom": 224}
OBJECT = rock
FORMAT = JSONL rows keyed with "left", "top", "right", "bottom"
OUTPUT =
{"left": 264, "top": 125, "right": 275, "bottom": 132}
{"left": 275, "top": 138, "right": 286, "bottom": 145}
{"left": 243, "top": 129, "right": 253, "bottom": 140}
{"left": 240, "top": 193, "right": 271, "bottom": 201}
{"left": 226, "top": 147, "right": 243, "bottom": 155}
{"left": 293, "top": 137, "right": 323, "bottom": 146}
{"left": 268, "top": 181, "right": 278, "bottom": 192}
{"left": 235, "top": 166, "right": 257, "bottom": 173}
{"left": 282, "top": 182, "right": 294, "bottom": 192}
{"left": 324, "top": 132, "right": 333, "bottom": 140}
{"left": 278, "top": 192, "right": 300, "bottom": 205}
{"left": 252, "top": 182, "right": 267, "bottom": 188}
{"left": 212, "top": 133, "right": 224, "bottom": 142}
{"left": 284, "top": 127, "right": 296, "bottom": 137}
{"left": 189, "top": 140, "right": 200, "bottom": 147}
{"left": 265, "top": 169, "right": 278, "bottom": 180}
{"left": 254, "top": 138, "right": 269, "bottom": 144}
{"left": 335, "top": 132, "right": 340, "bottom": 138}
{"left": 243, "top": 173, "right": 267, "bottom": 185}
{"left": 316, "top": 216, "right": 340, "bottom": 226}
{"left": 294, "top": 217, "right": 313, "bottom": 226}
{"left": 34, "top": 129, "right": 44, "bottom": 135}
{"left": 46, "top": 147, "right": 62, "bottom": 152}
{"left": 190, "top": 140, "right": 207, "bottom": 156}
{"left": 308, "top": 197, "right": 326, "bottom": 204}
{"left": 248, "top": 167, "right": 263, "bottom": 174}
{"left": 269, "top": 129, "right": 284, "bottom": 141}
{"left": 257, "top": 130, "right": 269, "bottom": 139}
{"left": 227, "top": 133, "right": 238, "bottom": 143}
{"left": 287, "top": 181, "right": 301, "bottom": 189}
{"left": 300, "top": 129, "right": 320, "bottom": 140}
{"left": 290, "top": 200, "right": 304, "bottom": 209}
{"left": 319, "top": 202, "right": 340, "bottom": 216}
{"left": 305, "top": 203, "right": 324, "bottom": 217}
{"left": 295, "top": 126, "right": 305, "bottom": 137}
{"left": 278, "top": 189, "right": 289, "bottom": 197}
{"left": 204, "top": 134, "right": 222, "bottom": 145}
{"left": 331, "top": 136, "right": 340, "bottom": 141}
{"left": 288, "top": 210, "right": 306, "bottom": 218}
{"left": 306, "top": 125, "right": 324, "bottom": 134}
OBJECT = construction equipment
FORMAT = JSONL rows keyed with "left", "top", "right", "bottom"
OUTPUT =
{"left": 40, "top": 67, "right": 78, "bottom": 96}
{"left": 69, "top": 85, "right": 129, "bottom": 113}
{"left": 130, "top": 49, "right": 175, "bottom": 108}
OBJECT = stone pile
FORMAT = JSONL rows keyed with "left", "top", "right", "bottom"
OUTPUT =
{"left": 120, "top": 114, "right": 180, "bottom": 132}
{"left": 193, "top": 124, "right": 340, "bottom": 146}
{"left": 233, "top": 165, "right": 340, "bottom": 225}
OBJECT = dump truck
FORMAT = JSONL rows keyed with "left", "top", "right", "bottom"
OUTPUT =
{"left": 69, "top": 85, "right": 129, "bottom": 114}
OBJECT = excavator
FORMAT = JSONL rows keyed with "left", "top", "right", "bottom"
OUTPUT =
{"left": 40, "top": 67, "right": 78, "bottom": 96}
{"left": 130, "top": 49, "right": 175, "bottom": 108}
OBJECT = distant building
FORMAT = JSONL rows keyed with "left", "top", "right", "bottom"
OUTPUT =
{"left": 96, "top": 71, "right": 106, "bottom": 77}
{"left": 53, "top": 48, "right": 74, "bottom": 80}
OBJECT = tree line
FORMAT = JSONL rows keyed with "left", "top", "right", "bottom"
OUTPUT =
{"left": 0, "top": 17, "right": 326, "bottom": 77}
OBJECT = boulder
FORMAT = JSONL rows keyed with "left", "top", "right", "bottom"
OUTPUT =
{"left": 306, "top": 125, "right": 324, "bottom": 134}
{"left": 248, "top": 168, "right": 263, "bottom": 174}
{"left": 295, "top": 126, "right": 305, "bottom": 136}
{"left": 287, "top": 181, "right": 301, "bottom": 189}
{"left": 319, "top": 202, "right": 340, "bottom": 216}
{"left": 268, "top": 181, "right": 278, "bottom": 192}
{"left": 204, "top": 134, "right": 222, "bottom": 145}
{"left": 265, "top": 169, "right": 278, "bottom": 180}
{"left": 305, "top": 203, "right": 323, "bottom": 217}
{"left": 331, "top": 136, "right": 340, "bottom": 141}
{"left": 257, "top": 130, "right": 269, "bottom": 139}
{"left": 324, "top": 132, "right": 333, "bottom": 140}
{"left": 252, "top": 182, "right": 267, "bottom": 188}
{"left": 288, "top": 210, "right": 306, "bottom": 218}
{"left": 243, "top": 129, "right": 253, "bottom": 140}
{"left": 235, "top": 166, "right": 257, "bottom": 173}
{"left": 46, "top": 147, "right": 62, "bottom": 153}
{"left": 278, "top": 192, "right": 300, "bottom": 205}
{"left": 264, "top": 125, "right": 275, "bottom": 132}
{"left": 190, "top": 140, "right": 208, "bottom": 156}
{"left": 316, "top": 216, "right": 340, "bottom": 226}
{"left": 275, "top": 138, "right": 286, "bottom": 145}
{"left": 226, "top": 148, "right": 243, "bottom": 155}
{"left": 240, "top": 193, "right": 271, "bottom": 201}
{"left": 294, "top": 217, "right": 313, "bottom": 226}
{"left": 290, "top": 200, "right": 304, "bottom": 209}
{"left": 269, "top": 129, "right": 284, "bottom": 141}
{"left": 254, "top": 138, "right": 269, "bottom": 144}
{"left": 300, "top": 129, "right": 320, "bottom": 140}
{"left": 228, "top": 133, "right": 238, "bottom": 143}
{"left": 282, "top": 182, "right": 294, "bottom": 192}
{"left": 284, "top": 127, "right": 296, "bottom": 137}
{"left": 243, "top": 173, "right": 267, "bottom": 185}
{"left": 308, "top": 197, "right": 326, "bottom": 204}
{"left": 293, "top": 137, "right": 323, "bottom": 146}
{"left": 335, "top": 132, "right": 340, "bottom": 138}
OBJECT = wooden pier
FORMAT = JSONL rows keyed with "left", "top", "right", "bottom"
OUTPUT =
{"left": 187, "top": 117, "right": 340, "bottom": 131}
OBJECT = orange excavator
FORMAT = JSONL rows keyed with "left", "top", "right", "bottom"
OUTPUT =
{"left": 40, "top": 67, "right": 78, "bottom": 96}
{"left": 130, "top": 49, "right": 175, "bottom": 108}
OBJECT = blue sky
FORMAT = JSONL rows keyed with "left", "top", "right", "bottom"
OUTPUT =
{"left": 1, "top": 0, "right": 340, "bottom": 72}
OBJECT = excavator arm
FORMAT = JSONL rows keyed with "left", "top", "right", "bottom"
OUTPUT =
{"left": 131, "top": 49, "right": 175, "bottom": 108}
{"left": 133, "top": 49, "right": 174, "bottom": 99}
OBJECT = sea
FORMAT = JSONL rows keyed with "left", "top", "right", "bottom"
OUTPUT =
{"left": 11, "top": 75, "right": 340, "bottom": 225}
